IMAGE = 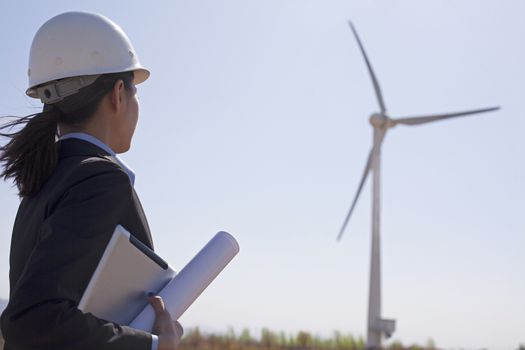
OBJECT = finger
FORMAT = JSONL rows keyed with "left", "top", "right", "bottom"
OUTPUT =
{"left": 148, "top": 294, "right": 166, "bottom": 315}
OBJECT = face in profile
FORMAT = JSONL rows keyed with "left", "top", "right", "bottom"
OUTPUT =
{"left": 113, "top": 82, "right": 139, "bottom": 153}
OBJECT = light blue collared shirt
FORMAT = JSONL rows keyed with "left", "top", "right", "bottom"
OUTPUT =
{"left": 151, "top": 334, "right": 159, "bottom": 350}
{"left": 58, "top": 132, "right": 158, "bottom": 350}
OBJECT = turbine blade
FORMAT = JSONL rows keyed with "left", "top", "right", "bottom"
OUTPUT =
{"left": 348, "top": 21, "right": 387, "bottom": 114}
{"left": 336, "top": 149, "right": 373, "bottom": 242}
{"left": 392, "top": 106, "right": 500, "bottom": 126}
{"left": 337, "top": 129, "right": 387, "bottom": 242}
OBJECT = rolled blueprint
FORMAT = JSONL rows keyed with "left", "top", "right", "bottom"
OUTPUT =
{"left": 129, "top": 231, "right": 240, "bottom": 332}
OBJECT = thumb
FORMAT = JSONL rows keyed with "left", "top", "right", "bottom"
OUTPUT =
{"left": 174, "top": 321, "right": 184, "bottom": 338}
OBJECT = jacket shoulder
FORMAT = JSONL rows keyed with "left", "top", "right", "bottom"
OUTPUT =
{"left": 34, "top": 155, "right": 132, "bottom": 213}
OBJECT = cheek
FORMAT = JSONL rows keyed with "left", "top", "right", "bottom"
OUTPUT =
{"left": 130, "top": 97, "right": 139, "bottom": 129}
{"left": 120, "top": 96, "right": 139, "bottom": 142}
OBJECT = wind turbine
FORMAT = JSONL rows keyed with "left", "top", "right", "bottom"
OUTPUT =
{"left": 337, "top": 21, "right": 499, "bottom": 350}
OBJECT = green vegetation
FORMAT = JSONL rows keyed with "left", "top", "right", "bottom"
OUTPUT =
{"left": 179, "top": 328, "right": 435, "bottom": 350}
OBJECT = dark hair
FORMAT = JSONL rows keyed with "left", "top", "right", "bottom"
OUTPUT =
{"left": 0, "top": 71, "right": 134, "bottom": 197}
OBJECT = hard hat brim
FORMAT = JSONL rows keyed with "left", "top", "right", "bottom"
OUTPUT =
{"left": 26, "top": 67, "right": 150, "bottom": 99}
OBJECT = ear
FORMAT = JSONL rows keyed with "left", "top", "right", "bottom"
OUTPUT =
{"left": 109, "top": 80, "right": 126, "bottom": 113}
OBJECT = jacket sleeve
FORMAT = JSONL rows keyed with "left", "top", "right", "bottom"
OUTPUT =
{"left": 0, "top": 161, "right": 153, "bottom": 350}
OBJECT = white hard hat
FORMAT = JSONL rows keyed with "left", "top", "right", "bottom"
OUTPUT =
{"left": 26, "top": 11, "right": 150, "bottom": 100}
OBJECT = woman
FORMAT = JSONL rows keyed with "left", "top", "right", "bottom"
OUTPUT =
{"left": 0, "top": 11, "right": 182, "bottom": 350}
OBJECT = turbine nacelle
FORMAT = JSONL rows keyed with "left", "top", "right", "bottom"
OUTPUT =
{"left": 369, "top": 113, "right": 395, "bottom": 129}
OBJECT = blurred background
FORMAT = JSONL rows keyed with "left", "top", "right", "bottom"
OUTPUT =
{"left": 0, "top": 1, "right": 523, "bottom": 349}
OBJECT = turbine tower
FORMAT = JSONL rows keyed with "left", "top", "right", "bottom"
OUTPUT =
{"left": 337, "top": 22, "right": 499, "bottom": 350}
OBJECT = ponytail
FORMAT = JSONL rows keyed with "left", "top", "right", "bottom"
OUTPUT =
{"left": 1, "top": 71, "right": 134, "bottom": 197}
{"left": 0, "top": 106, "right": 60, "bottom": 197}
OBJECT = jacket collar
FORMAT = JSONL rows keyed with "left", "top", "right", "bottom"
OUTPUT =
{"left": 58, "top": 138, "right": 111, "bottom": 159}
{"left": 57, "top": 137, "right": 136, "bottom": 186}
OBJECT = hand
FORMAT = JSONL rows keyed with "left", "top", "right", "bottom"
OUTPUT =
{"left": 148, "top": 294, "right": 184, "bottom": 350}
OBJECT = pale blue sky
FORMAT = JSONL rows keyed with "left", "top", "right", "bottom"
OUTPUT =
{"left": 0, "top": 1, "right": 524, "bottom": 349}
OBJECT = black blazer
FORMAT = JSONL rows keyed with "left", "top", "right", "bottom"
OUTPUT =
{"left": 1, "top": 139, "right": 154, "bottom": 350}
